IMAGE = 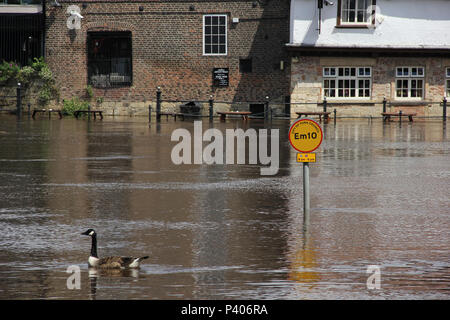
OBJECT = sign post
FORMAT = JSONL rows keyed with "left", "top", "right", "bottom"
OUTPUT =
{"left": 288, "top": 119, "right": 323, "bottom": 216}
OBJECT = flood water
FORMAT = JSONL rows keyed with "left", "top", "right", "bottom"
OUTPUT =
{"left": 0, "top": 115, "right": 449, "bottom": 300}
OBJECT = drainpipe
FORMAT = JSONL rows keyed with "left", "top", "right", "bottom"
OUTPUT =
{"left": 42, "top": 0, "right": 46, "bottom": 59}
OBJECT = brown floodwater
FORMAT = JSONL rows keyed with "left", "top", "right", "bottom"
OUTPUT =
{"left": 0, "top": 115, "right": 449, "bottom": 299}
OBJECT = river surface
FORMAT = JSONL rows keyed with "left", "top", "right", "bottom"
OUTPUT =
{"left": 0, "top": 115, "right": 449, "bottom": 299}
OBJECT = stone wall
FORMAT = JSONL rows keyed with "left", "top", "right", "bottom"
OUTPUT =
{"left": 290, "top": 55, "right": 449, "bottom": 117}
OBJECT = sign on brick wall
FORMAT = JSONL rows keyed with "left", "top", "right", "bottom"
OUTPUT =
{"left": 213, "top": 68, "right": 229, "bottom": 87}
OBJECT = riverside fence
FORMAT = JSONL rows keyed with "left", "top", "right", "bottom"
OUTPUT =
{"left": 1, "top": 84, "right": 448, "bottom": 122}
{"left": 149, "top": 88, "right": 449, "bottom": 123}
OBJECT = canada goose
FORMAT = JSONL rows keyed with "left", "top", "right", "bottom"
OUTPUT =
{"left": 81, "top": 229, "right": 149, "bottom": 269}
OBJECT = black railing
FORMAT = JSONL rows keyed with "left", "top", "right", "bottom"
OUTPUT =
{"left": 0, "top": 12, "right": 44, "bottom": 66}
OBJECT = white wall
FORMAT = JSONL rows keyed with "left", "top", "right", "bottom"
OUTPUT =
{"left": 290, "top": 0, "right": 450, "bottom": 48}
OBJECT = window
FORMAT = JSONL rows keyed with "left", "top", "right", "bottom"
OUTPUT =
{"left": 203, "top": 15, "right": 227, "bottom": 55}
{"left": 0, "top": 0, "right": 42, "bottom": 4}
{"left": 446, "top": 68, "right": 450, "bottom": 98}
{"left": 323, "top": 67, "right": 371, "bottom": 98}
{"left": 395, "top": 67, "right": 424, "bottom": 99}
{"left": 239, "top": 58, "right": 252, "bottom": 73}
{"left": 87, "top": 32, "right": 132, "bottom": 88}
{"left": 338, "top": 0, "right": 376, "bottom": 26}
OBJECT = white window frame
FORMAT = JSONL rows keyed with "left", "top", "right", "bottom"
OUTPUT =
{"left": 339, "top": 0, "right": 375, "bottom": 26}
{"left": 323, "top": 67, "right": 372, "bottom": 99}
{"left": 395, "top": 66, "right": 425, "bottom": 100}
{"left": 446, "top": 67, "right": 450, "bottom": 98}
{"left": 203, "top": 14, "right": 227, "bottom": 56}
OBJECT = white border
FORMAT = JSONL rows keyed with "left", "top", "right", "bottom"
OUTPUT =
{"left": 203, "top": 14, "right": 228, "bottom": 56}
{"left": 395, "top": 66, "right": 425, "bottom": 100}
{"left": 322, "top": 66, "right": 372, "bottom": 99}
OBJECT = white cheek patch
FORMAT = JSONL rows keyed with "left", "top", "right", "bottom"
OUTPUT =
{"left": 89, "top": 231, "right": 94, "bottom": 236}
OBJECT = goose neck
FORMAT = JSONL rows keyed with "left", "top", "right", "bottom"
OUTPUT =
{"left": 90, "top": 234, "right": 98, "bottom": 258}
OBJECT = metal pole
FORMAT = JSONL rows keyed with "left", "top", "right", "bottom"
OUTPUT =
{"left": 148, "top": 105, "right": 152, "bottom": 123}
{"left": 156, "top": 87, "right": 161, "bottom": 122}
{"left": 383, "top": 97, "right": 387, "bottom": 113}
{"left": 443, "top": 97, "right": 447, "bottom": 121}
{"left": 264, "top": 96, "right": 269, "bottom": 121}
{"left": 16, "top": 83, "right": 22, "bottom": 118}
{"left": 323, "top": 96, "right": 327, "bottom": 113}
{"left": 209, "top": 95, "right": 214, "bottom": 122}
{"left": 399, "top": 110, "right": 402, "bottom": 125}
{"left": 88, "top": 104, "right": 91, "bottom": 120}
{"left": 303, "top": 162, "right": 310, "bottom": 216}
{"left": 333, "top": 108, "right": 337, "bottom": 125}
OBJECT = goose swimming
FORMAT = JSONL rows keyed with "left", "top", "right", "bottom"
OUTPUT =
{"left": 81, "top": 229, "right": 149, "bottom": 269}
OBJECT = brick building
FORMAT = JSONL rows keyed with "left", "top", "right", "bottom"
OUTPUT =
{"left": 42, "top": 0, "right": 291, "bottom": 115}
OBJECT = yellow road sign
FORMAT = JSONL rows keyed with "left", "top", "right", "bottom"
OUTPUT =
{"left": 297, "top": 153, "right": 316, "bottom": 163}
{"left": 289, "top": 119, "right": 323, "bottom": 153}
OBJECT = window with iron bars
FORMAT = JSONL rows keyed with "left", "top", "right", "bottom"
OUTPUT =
{"left": 87, "top": 31, "right": 132, "bottom": 88}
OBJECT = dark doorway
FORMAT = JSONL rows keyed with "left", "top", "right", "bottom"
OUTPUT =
{"left": 0, "top": 13, "right": 44, "bottom": 66}
{"left": 249, "top": 103, "right": 265, "bottom": 117}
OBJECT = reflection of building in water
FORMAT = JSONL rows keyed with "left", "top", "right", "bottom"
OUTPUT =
{"left": 187, "top": 121, "right": 292, "bottom": 298}
{"left": 45, "top": 120, "right": 90, "bottom": 219}
{"left": 322, "top": 122, "right": 379, "bottom": 177}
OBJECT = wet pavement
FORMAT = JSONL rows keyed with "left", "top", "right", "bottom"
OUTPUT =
{"left": 0, "top": 115, "right": 448, "bottom": 299}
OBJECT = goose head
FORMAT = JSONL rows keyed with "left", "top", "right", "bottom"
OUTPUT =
{"left": 81, "top": 228, "right": 96, "bottom": 237}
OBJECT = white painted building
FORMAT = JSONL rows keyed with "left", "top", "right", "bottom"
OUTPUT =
{"left": 288, "top": 0, "right": 450, "bottom": 117}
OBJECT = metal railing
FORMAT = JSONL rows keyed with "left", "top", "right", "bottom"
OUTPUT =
{"left": 149, "top": 88, "right": 449, "bottom": 123}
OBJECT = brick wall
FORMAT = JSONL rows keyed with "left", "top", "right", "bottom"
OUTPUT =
{"left": 45, "top": 0, "right": 290, "bottom": 114}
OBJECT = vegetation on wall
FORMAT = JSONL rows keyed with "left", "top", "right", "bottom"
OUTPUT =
{"left": 61, "top": 97, "right": 89, "bottom": 116}
{"left": 0, "top": 57, "right": 59, "bottom": 106}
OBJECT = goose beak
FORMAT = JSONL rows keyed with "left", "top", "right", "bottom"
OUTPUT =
{"left": 81, "top": 231, "right": 90, "bottom": 235}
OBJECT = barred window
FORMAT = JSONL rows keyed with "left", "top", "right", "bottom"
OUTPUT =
{"left": 395, "top": 67, "right": 424, "bottom": 99}
{"left": 87, "top": 32, "right": 132, "bottom": 88}
{"left": 203, "top": 15, "right": 227, "bottom": 55}
{"left": 323, "top": 67, "right": 371, "bottom": 98}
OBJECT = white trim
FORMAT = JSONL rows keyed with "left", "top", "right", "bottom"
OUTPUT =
{"left": 339, "top": 0, "right": 374, "bottom": 25}
{"left": 396, "top": 66, "right": 424, "bottom": 78}
{"left": 322, "top": 66, "right": 372, "bottom": 99}
{"left": 203, "top": 14, "right": 228, "bottom": 56}
{"left": 395, "top": 66, "right": 425, "bottom": 100}
{"left": 0, "top": 4, "right": 42, "bottom": 14}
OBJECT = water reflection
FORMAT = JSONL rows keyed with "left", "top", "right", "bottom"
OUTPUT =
{"left": 88, "top": 268, "right": 140, "bottom": 300}
{"left": 0, "top": 116, "right": 448, "bottom": 299}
